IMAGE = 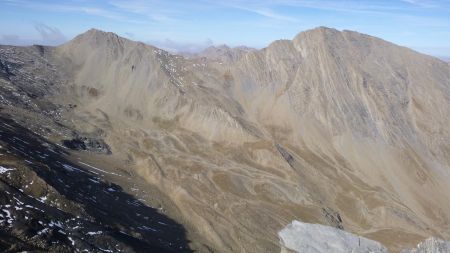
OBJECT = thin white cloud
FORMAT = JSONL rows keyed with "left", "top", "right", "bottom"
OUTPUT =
{"left": 400, "top": 0, "right": 449, "bottom": 8}
{"left": 108, "top": 0, "right": 182, "bottom": 23}
{"left": 110, "top": 0, "right": 297, "bottom": 23}
{"left": 1, "top": 0, "right": 146, "bottom": 23}
{"left": 211, "top": 0, "right": 408, "bottom": 24}
{"left": 208, "top": 0, "right": 298, "bottom": 22}
{"left": 271, "top": 0, "right": 404, "bottom": 14}
{"left": 78, "top": 7, "right": 124, "bottom": 20}
{"left": 234, "top": 6, "right": 298, "bottom": 22}
{"left": 34, "top": 23, "right": 67, "bottom": 45}
{"left": 252, "top": 8, "right": 298, "bottom": 21}
{"left": 211, "top": 0, "right": 449, "bottom": 15}
{"left": 108, "top": 0, "right": 155, "bottom": 14}
{"left": 0, "top": 23, "right": 67, "bottom": 46}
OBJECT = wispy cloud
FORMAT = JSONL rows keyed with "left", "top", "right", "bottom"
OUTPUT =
{"left": 0, "top": 23, "right": 66, "bottom": 46}
{"left": 4, "top": 0, "right": 448, "bottom": 26}
{"left": 400, "top": 0, "right": 449, "bottom": 8}
{"left": 211, "top": 0, "right": 449, "bottom": 15}
{"left": 211, "top": 0, "right": 392, "bottom": 15}
{"left": 34, "top": 23, "right": 66, "bottom": 45}
{"left": 108, "top": 0, "right": 182, "bottom": 23}
{"left": 1, "top": 0, "right": 145, "bottom": 23}
{"left": 205, "top": 0, "right": 297, "bottom": 22}
{"left": 251, "top": 8, "right": 298, "bottom": 21}
{"left": 232, "top": 6, "right": 298, "bottom": 22}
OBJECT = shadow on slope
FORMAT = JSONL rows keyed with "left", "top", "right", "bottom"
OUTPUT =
{"left": 0, "top": 113, "right": 192, "bottom": 252}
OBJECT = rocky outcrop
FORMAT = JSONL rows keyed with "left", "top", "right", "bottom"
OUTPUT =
{"left": 401, "top": 237, "right": 450, "bottom": 253}
{"left": 280, "top": 221, "right": 450, "bottom": 253}
{"left": 279, "top": 221, "right": 388, "bottom": 253}
{"left": 63, "top": 135, "right": 111, "bottom": 154}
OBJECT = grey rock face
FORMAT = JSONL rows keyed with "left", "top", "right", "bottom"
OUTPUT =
{"left": 401, "top": 237, "right": 450, "bottom": 253}
{"left": 280, "top": 222, "right": 450, "bottom": 253}
{"left": 279, "top": 221, "right": 388, "bottom": 253}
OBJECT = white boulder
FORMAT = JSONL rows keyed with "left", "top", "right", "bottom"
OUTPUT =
{"left": 279, "top": 221, "right": 388, "bottom": 253}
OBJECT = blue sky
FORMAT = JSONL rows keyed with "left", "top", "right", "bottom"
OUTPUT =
{"left": 0, "top": 0, "right": 449, "bottom": 58}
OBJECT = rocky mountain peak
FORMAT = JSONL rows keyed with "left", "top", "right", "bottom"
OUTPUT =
{"left": 77, "top": 28, "right": 119, "bottom": 40}
{"left": 65, "top": 28, "right": 125, "bottom": 51}
{"left": 293, "top": 26, "right": 340, "bottom": 40}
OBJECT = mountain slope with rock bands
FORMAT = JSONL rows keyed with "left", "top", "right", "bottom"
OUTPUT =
{"left": 1, "top": 27, "right": 449, "bottom": 252}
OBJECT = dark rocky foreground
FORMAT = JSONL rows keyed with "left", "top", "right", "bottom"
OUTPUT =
{"left": 0, "top": 114, "right": 192, "bottom": 252}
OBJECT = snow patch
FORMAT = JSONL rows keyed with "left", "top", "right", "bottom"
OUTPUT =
{"left": 78, "top": 161, "right": 119, "bottom": 176}
{"left": 37, "top": 228, "right": 49, "bottom": 235}
{"left": 138, "top": 225, "right": 158, "bottom": 232}
{"left": 38, "top": 195, "right": 47, "bottom": 203}
{"left": 98, "top": 247, "right": 113, "bottom": 253}
{"left": 68, "top": 236, "right": 75, "bottom": 246}
{"left": 0, "top": 166, "right": 14, "bottom": 174}
{"left": 49, "top": 220, "right": 63, "bottom": 228}
{"left": 87, "top": 231, "right": 103, "bottom": 235}
{"left": 2, "top": 209, "right": 13, "bottom": 224}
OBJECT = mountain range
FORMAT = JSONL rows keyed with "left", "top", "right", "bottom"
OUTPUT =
{"left": 0, "top": 27, "right": 449, "bottom": 252}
